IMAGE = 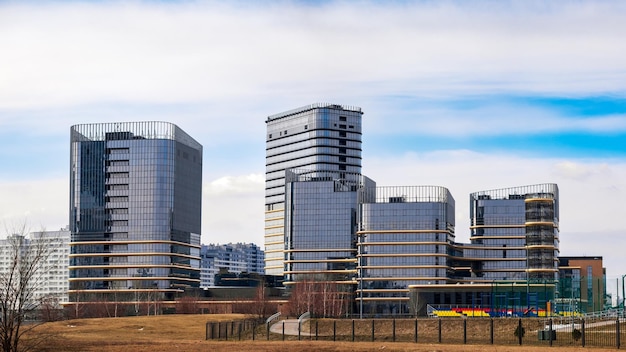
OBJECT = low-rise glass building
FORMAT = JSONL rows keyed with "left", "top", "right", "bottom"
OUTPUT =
{"left": 356, "top": 186, "right": 455, "bottom": 316}
{"left": 467, "top": 184, "right": 559, "bottom": 282}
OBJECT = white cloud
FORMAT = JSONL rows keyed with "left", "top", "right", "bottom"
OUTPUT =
{"left": 0, "top": 178, "right": 69, "bottom": 237}
{"left": 202, "top": 174, "right": 265, "bottom": 245}
{"left": 1, "top": 1, "right": 626, "bottom": 114}
{"left": 204, "top": 174, "right": 264, "bottom": 196}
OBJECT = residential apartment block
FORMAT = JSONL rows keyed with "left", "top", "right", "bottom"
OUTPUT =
{"left": 0, "top": 227, "right": 70, "bottom": 308}
{"left": 200, "top": 243, "right": 265, "bottom": 287}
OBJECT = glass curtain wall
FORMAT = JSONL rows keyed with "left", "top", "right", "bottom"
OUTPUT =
{"left": 467, "top": 184, "right": 559, "bottom": 282}
{"left": 356, "top": 186, "right": 455, "bottom": 316}
{"left": 265, "top": 104, "right": 363, "bottom": 276}
{"left": 69, "top": 122, "right": 202, "bottom": 302}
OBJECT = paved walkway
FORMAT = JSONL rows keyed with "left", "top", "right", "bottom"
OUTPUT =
{"left": 269, "top": 319, "right": 313, "bottom": 336}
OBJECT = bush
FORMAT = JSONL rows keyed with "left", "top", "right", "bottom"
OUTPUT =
{"left": 514, "top": 325, "right": 526, "bottom": 338}
{"left": 572, "top": 328, "right": 582, "bottom": 341}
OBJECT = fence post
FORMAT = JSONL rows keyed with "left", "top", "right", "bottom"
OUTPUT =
{"left": 371, "top": 319, "right": 375, "bottom": 342}
{"left": 333, "top": 320, "right": 336, "bottom": 342}
{"left": 518, "top": 319, "right": 523, "bottom": 345}
{"left": 490, "top": 318, "right": 494, "bottom": 345}
{"left": 252, "top": 321, "right": 256, "bottom": 341}
{"left": 238, "top": 323, "right": 242, "bottom": 341}
{"left": 463, "top": 319, "right": 467, "bottom": 344}
{"left": 205, "top": 322, "right": 209, "bottom": 340}
{"left": 392, "top": 319, "right": 396, "bottom": 342}
{"left": 266, "top": 322, "right": 270, "bottom": 341}
{"left": 282, "top": 321, "right": 285, "bottom": 341}
{"left": 414, "top": 319, "right": 418, "bottom": 343}
{"left": 316, "top": 320, "right": 318, "bottom": 341}
{"left": 617, "top": 317, "right": 621, "bottom": 349}
{"left": 438, "top": 318, "right": 442, "bottom": 343}
{"left": 549, "top": 319, "right": 553, "bottom": 347}
{"left": 352, "top": 319, "right": 355, "bottom": 342}
{"left": 298, "top": 321, "right": 301, "bottom": 341}
{"left": 225, "top": 322, "right": 228, "bottom": 341}
{"left": 581, "top": 318, "right": 585, "bottom": 347}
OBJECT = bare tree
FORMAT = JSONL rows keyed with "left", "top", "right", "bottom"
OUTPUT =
{"left": 0, "top": 222, "right": 53, "bottom": 352}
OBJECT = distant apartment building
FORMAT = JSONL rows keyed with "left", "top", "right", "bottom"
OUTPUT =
{"left": 265, "top": 104, "right": 363, "bottom": 276}
{"left": 200, "top": 243, "right": 265, "bottom": 287}
{"left": 0, "top": 227, "right": 70, "bottom": 307}
{"left": 69, "top": 122, "right": 202, "bottom": 302}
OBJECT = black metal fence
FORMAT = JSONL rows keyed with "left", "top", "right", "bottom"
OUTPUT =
{"left": 206, "top": 316, "right": 626, "bottom": 349}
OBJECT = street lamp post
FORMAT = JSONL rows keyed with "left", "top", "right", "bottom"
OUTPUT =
{"left": 617, "top": 274, "right": 626, "bottom": 315}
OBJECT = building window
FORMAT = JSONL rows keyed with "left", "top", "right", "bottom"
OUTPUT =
{"left": 339, "top": 124, "right": 347, "bottom": 129}
{"left": 339, "top": 131, "right": 346, "bottom": 137}
{"left": 340, "top": 116, "right": 347, "bottom": 121}
{"left": 339, "top": 156, "right": 346, "bottom": 162}
{"left": 339, "top": 140, "right": 346, "bottom": 146}
{"left": 339, "top": 165, "right": 346, "bottom": 170}
{"left": 269, "top": 134, "right": 272, "bottom": 138}
{"left": 338, "top": 148, "right": 346, "bottom": 154}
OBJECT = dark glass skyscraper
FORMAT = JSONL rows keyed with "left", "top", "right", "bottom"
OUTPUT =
{"left": 69, "top": 122, "right": 202, "bottom": 301}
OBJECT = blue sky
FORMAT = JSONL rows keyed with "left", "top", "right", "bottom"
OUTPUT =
{"left": 1, "top": 0, "right": 626, "bottom": 296}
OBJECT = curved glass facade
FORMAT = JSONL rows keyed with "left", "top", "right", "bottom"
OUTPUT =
{"left": 468, "top": 184, "right": 559, "bottom": 282}
{"left": 69, "top": 122, "right": 202, "bottom": 300}
{"left": 265, "top": 104, "right": 363, "bottom": 275}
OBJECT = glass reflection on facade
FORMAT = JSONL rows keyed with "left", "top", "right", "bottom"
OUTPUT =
{"left": 357, "top": 186, "right": 455, "bottom": 316}
{"left": 265, "top": 104, "right": 363, "bottom": 276}
{"left": 468, "top": 184, "right": 559, "bottom": 282}
{"left": 69, "top": 122, "right": 202, "bottom": 301}
{"left": 284, "top": 169, "right": 375, "bottom": 286}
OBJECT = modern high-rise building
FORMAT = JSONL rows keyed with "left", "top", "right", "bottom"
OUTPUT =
{"left": 69, "top": 122, "right": 202, "bottom": 302}
{"left": 357, "top": 186, "right": 455, "bottom": 316}
{"left": 265, "top": 104, "right": 363, "bottom": 276}
{"left": 467, "top": 184, "right": 560, "bottom": 281}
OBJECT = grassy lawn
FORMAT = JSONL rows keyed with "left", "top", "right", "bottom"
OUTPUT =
{"left": 23, "top": 315, "right": 619, "bottom": 352}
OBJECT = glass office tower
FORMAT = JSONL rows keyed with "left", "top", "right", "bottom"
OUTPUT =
{"left": 356, "top": 186, "right": 455, "bottom": 316}
{"left": 265, "top": 104, "right": 363, "bottom": 276}
{"left": 284, "top": 170, "right": 375, "bottom": 283}
{"left": 467, "top": 184, "right": 559, "bottom": 282}
{"left": 69, "top": 122, "right": 202, "bottom": 302}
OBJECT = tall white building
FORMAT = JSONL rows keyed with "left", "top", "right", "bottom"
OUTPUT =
{"left": 265, "top": 103, "right": 363, "bottom": 276}
{"left": 0, "top": 227, "right": 70, "bottom": 308}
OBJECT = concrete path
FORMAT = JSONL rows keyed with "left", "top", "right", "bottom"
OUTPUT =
{"left": 269, "top": 319, "right": 313, "bottom": 336}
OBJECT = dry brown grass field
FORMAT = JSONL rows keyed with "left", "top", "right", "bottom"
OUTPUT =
{"left": 24, "top": 314, "right": 619, "bottom": 352}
